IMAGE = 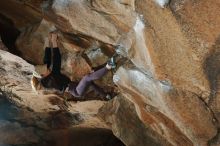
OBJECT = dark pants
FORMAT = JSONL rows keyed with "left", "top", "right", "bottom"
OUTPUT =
{"left": 41, "top": 47, "right": 70, "bottom": 91}
{"left": 69, "top": 67, "right": 108, "bottom": 97}
{"left": 43, "top": 47, "right": 61, "bottom": 74}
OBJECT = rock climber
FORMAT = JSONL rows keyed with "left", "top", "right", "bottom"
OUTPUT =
{"left": 31, "top": 31, "right": 116, "bottom": 100}
{"left": 31, "top": 31, "right": 71, "bottom": 94}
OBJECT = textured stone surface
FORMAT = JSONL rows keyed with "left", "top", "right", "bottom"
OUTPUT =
{"left": 107, "top": 65, "right": 216, "bottom": 146}
{"left": 0, "top": 0, "right": 42, "bottom": 29}
{"left": 0, "top": 38, "right": 8, "bottom": 51}
{"left": 0, "top": 0, "right": 220, "bottom": 145}
{"left": 99, "top": 96, "right": 185, "bottom": 146}
{"left": 16, "top": 19, "right": 55, "bottom": 64}
{"left": 0, "top": 45, "right": 122, "bottom": 145}
{"left": 48, "top": 0, "right": 136, "bottom": 44}
{"left": 0, "top": 120, "right": 39, "bottom": 144}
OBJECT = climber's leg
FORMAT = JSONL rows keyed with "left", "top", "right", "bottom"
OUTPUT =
{"left": 43, "top": 47, "right": 51, "bottom": 68}
{"left": 51, "top": 33, "right": 61, "bottom": 75}
{"left": 51, "top": 47, "right": 61, "bottom": 74}
{"left": 76, "top": 66, "right": 108, "bottom": 96}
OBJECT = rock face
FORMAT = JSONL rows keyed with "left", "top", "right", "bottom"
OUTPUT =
{"left": 0, "top": 43, "right": 124, "bottom": 146}
{"left": 0, "top": 0, "right": 220, "bottom": 146}
{"left": 0, "top": 0, "right": 42, "bottom": 29}
{"left": 99, "top": 96, "right": 179, "bottom": 146}
{"left": 49, "top": 0, "right": 136, "bottom": 44}
{"left": 0, "top": 38, "right": 8, "bottom": 51}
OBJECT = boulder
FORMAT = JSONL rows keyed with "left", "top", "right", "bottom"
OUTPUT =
{"left": 0, "top": 120, "right": 39, "bottom": 145}
{"left": 1, "top": 0, "right": 220, "bottom": 145}
{"left": 99, "top": 96, "right": 176, "bottom": 146}
{"left": 101, "top": 65, "right": 217, "bottom": 146}
{"left": 134, "top": 0, "right": 220, "bottom": 100}
{"left": 0, "top": 47, "right": 114, "bottom": 146}
{"left": 16, "top": 19, "right": 55, "bottom": 64}
{"left": 47, "top": 0, "right": 136, "bottom": 44}
{"left": 0, "top": 38, "right": 8, "bottom": 51}
{"left": 0, "top": 0, "right": 42, "bottom": 29}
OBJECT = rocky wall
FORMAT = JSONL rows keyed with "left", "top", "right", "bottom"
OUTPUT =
{"left": 0, "top": 0, "right": 220, "bottom": 146}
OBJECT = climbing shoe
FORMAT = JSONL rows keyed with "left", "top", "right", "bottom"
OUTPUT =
{"left": 107, "top": 56, "right": 116, "bottom": 69}
{"left": 105, "top": 94, "right": 112, "bottom": 100}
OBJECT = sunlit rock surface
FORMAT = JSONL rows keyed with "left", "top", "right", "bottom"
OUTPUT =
{"left": 0, "top": 0, "right": 220, "bottom": 146}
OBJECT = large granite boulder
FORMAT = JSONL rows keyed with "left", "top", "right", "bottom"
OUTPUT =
{"left": 0, "top": 0, "right": 220, "bottom": 145}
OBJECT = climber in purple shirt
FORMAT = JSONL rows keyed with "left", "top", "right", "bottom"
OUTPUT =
{"left": 32, "top": 31, "right": 116, "bottom": 100}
